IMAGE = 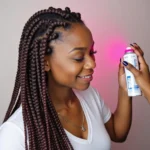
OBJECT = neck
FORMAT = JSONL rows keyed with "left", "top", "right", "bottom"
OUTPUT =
{"left": 47, "top": 77, "right": 76, "bottom": 111}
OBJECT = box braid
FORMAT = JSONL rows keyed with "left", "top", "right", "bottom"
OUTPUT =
{"left": 3, "top": 7, "right": 84, "bottom": 150}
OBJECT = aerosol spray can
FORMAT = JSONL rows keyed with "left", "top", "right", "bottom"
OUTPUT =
{"left": 123, "top": 47, "right": 141, "bottom": 96}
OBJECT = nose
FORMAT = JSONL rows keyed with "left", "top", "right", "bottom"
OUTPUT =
{"left": 84, "top": 56, "right": 96, "bottom": 69}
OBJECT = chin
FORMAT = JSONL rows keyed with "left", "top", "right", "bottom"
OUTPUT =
{"left": 75, "top": 83, "right": 90, "bottom": 91}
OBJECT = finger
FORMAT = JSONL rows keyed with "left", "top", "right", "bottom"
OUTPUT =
{"left": 122, "top": 61, "right": 141, "bottom": 78}
{"left": 130, "top": 44, "right": 144, "bottom": 57}
{"left": 133, "top": 43, "right": 142, "bottom": 50}
{"left": 132, "top": 43, "right": 144, "bottom": 56}
{"left": 128, "top": 45, "right": 147, "bottom": 68}
{"left": 118, "top": 58, "right": 125, "bottom": 76}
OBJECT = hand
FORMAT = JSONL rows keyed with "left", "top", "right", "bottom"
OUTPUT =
{"left": 118, "top": 55, "right": 128, "bottom": 92}
{"left": 122, "top": 43, "right": 150, "bottom": 99}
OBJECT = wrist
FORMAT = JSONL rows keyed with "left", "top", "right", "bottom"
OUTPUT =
{"left": 119, "top": 87, "right": 127, "bottom": 94}
{"left": 142, "top": 85, "right": 150, "bottom": 102}
{"left": 118, "top": 87, "right": 132, "bottom": 100}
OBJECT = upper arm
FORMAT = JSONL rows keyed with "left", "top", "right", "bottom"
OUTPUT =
{"left": 0, "top": 122, "right": 25, "bottom": 150}
{"left": 105, "top": 114, "right": 125, "bottom": 142}
{"left": 92, "top": 87, "right": 121, "bottom": 142}
{"left": 98, "top": 95, "right": 117, "bottom": 141}
{"left": 105, "top": 114, "right": 117, "bottom": 142}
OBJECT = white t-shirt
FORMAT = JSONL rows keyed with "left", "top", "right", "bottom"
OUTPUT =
{"left": 0, "top": 86, "right": 111, "bottom": 150}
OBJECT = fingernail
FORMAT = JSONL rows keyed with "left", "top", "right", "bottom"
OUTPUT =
{"left": 123, "top": 61, "right": 128, "bottom": 66}
{"left": 133, "top": 42, "right": 137, "bottom": 45}
{"left": 130, "top": 44, "right": 134, "bottom": 46}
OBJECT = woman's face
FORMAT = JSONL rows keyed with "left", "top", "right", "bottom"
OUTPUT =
{"left": 45, "top": 23, "right": 96, "bottom": 90}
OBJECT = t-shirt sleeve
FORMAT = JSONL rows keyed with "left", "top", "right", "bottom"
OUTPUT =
{"left": 100, "top": 99, "right": 111, "bottom": 123}
{"left": 94, "top": 88, "right": 112, "bottom": 124}
{"left": 0, "top": 122, "right": 25, "bottom": 150}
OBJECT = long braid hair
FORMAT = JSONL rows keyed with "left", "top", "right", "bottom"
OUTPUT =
{"left": 3, "top": 7, "right": 84, "bottom": 150}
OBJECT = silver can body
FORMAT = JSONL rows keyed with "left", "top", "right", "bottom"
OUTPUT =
{"left": 123, "top": 51, "right": 141, "bottom": 96}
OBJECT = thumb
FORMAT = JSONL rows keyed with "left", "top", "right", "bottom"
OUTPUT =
{"left": 122, "top": 61, "right": 140, "bottom": 77}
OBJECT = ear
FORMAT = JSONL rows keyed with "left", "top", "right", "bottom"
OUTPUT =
{"left": 44, "top": 56, "right": 51, "bottom": 72}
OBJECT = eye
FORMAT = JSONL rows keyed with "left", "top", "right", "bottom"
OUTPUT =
{"left": 73, "top": 50, "right": 97, "bottom": 62}
{"left": 74, "top": 58, "right": 84, "bottom": 62}
{"left": 90, "top": 50, "right": 97, "bottom": 55}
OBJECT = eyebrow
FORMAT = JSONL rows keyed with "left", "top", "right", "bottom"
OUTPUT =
{"left": 69, "top": 42, "right": 95, "bottom": 53}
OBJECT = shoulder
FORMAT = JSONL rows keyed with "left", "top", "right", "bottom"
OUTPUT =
{"left": 0, "top": 106, "right": 25, "bottom": 150}
{"left": 2, "top": 106, "right": 24, "bottom": 132}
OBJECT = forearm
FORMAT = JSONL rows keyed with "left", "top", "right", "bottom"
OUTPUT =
{"left": 113, "top": 88, "right": 132, "bottom": 141}
{"left": 141, "top": 85, "right": 150, "bottom": 103}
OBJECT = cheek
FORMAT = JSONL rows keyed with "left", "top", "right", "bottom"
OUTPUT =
{"left": 50, "top": 58, "right": 83, "bottom": 82}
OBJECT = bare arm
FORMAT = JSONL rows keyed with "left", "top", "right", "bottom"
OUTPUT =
{"left": 105, "top": 88, "right": 132, "bottom": 142}
{"left": 104, "top": 48, "right": 134, "bottom": 142}
{"left": 104, "top": 43, "right": 150, "bottom": 142}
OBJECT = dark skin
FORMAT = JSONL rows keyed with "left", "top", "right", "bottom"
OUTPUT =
{"left": 122, "top": 43, "right": 150, "bottom": 103}
{"left": 44, "top": 23, "right": 132, "bottom": 142}
{"left": 44, "top": 23, "right": 94, "bottom": 139}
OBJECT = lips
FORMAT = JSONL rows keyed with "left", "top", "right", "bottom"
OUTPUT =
{"left": 77, "top": 75, "right": 92, "bottom": 78}
{"left": 77, "top": 74, "right": 93, "bottom": 82}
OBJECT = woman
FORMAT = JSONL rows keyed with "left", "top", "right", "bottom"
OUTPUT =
{"left": 0, "top": 6, "right": 134, "bottom": 150}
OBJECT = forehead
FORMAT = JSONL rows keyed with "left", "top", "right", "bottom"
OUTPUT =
{"left": 51, "top": 23, "right": 93, "bottom": 48}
